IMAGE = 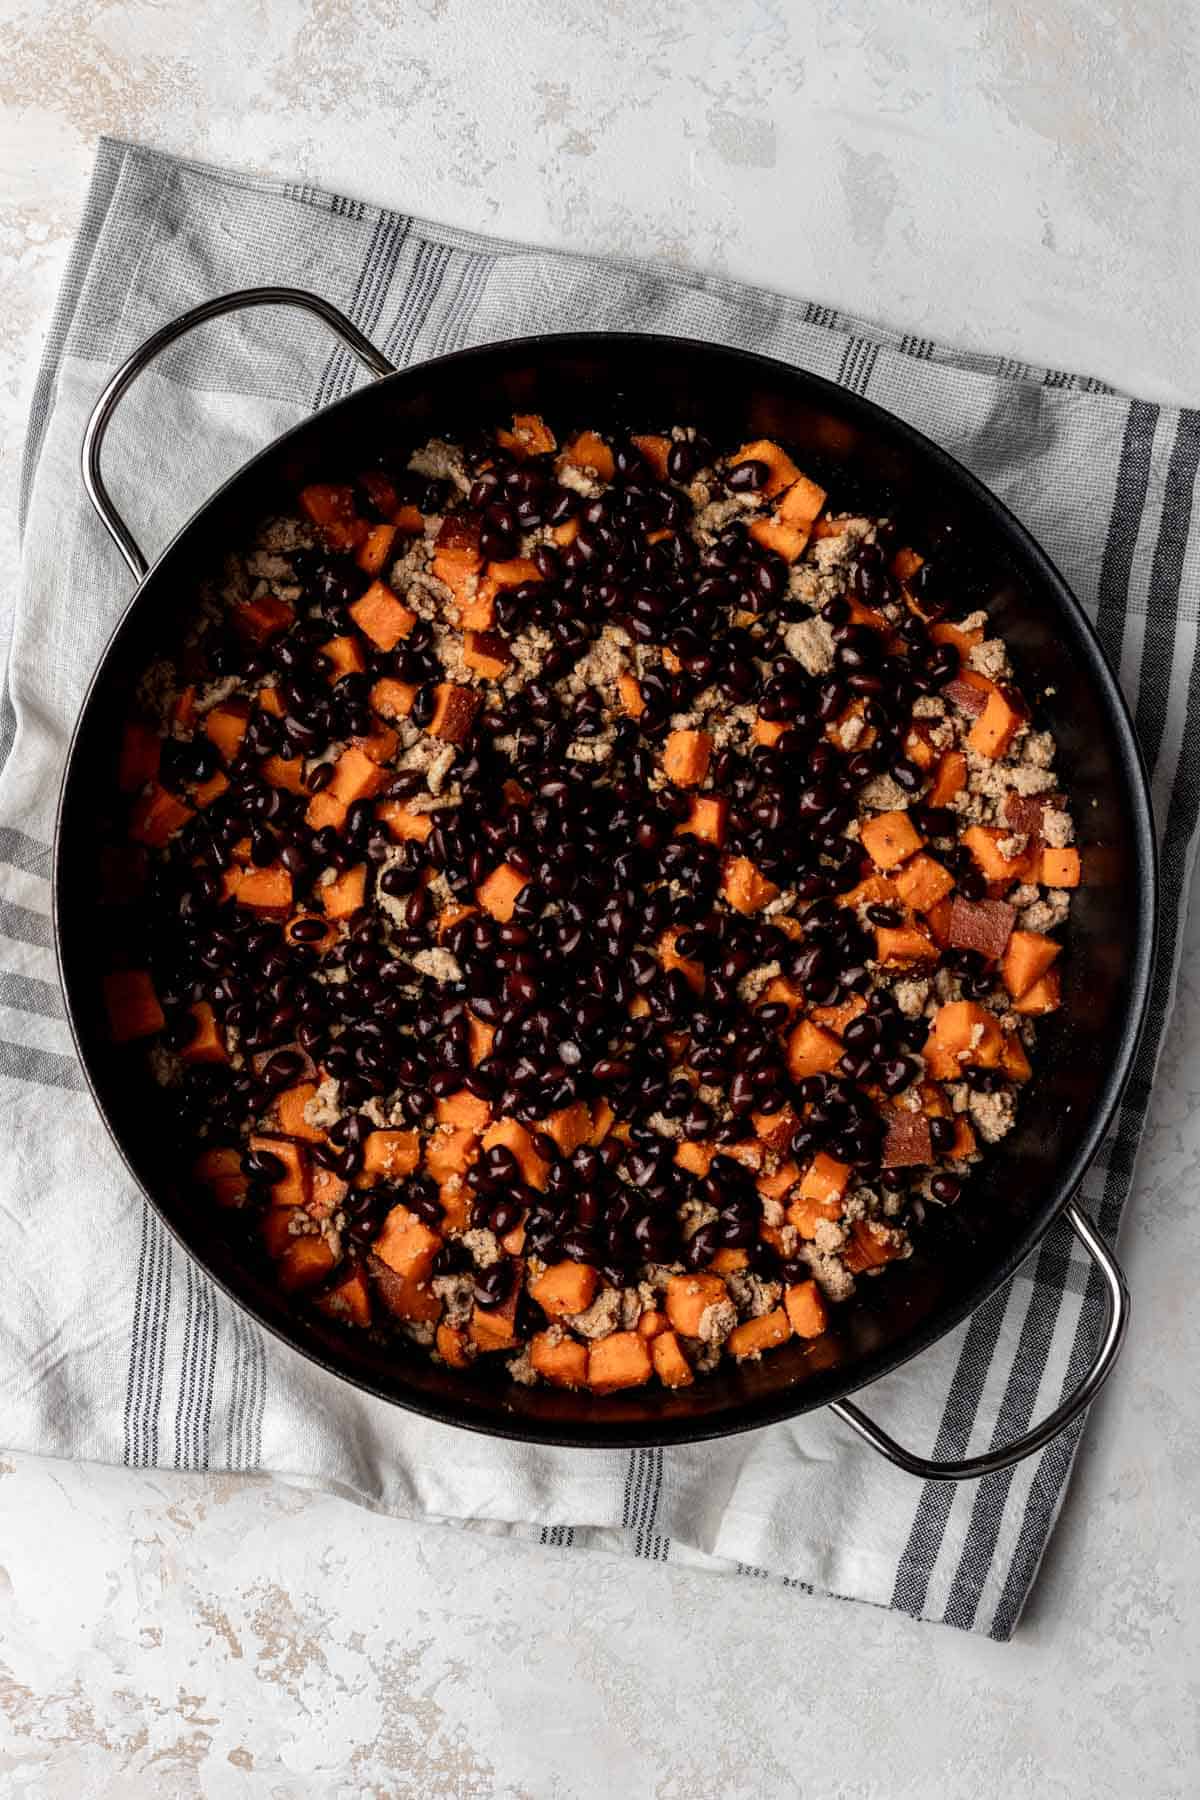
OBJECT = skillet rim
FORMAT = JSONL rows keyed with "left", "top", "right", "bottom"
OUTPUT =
{"left": 53, "top": 328, "right": 1159, "bottom": 1449}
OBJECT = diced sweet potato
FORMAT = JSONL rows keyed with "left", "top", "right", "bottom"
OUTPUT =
{"left": 277, "top": 1235, "right": 338, "bottom": 1294}
{"left": 861, "top": 810, "right": 924, "bottom": 870}
{"left": 204, "top": 702, "right": 251, "bottom": 764}
{"left": 362, "top": 1130, "right": 421, "bottom": 1182}
{"left": 758, "top": 1161, "right": 801, "bottom": 1204}
{"left": 843, "top": 1219, "right": 904, "bottom": 1273}
{"left": 103, "top": 968, "right": 165, "bottom": 1043}
{"left": 663, "top": 728, "right": 712, "bottom": 788}
{"left": 752, "top": 1106, "right": 799, "bottom": 1154}
{"left": 748, "top": 517, "right": 808, "bottom": 562}
{"left": 471, "top": 1295, "right": 520, "bottom": 1353}
{"left": 676, "top": 795, "right": 728, "bottom": 845}
{"left": 903, "top": 726, "right": 939, "bottom": 772}
{"left": 310, "top": 1163, "right": 349, "bottom": 1218}
{"left": 250, "top": 1135, "right": 310, "bottom": 1207}
{"left": 305, "top": 746, "right": 388, "bottom": 829}
{"left": 617, "top": 672, "right": 645, "bottom": 718}
{"left": 542, "top": 1101, "right": 592, "bottom": 1156}
{"left": 962, "top": 825, "right": 1029, "bottom": 884}
{"left": 882, "top": 1112, "right": 933, "bottom": 1167}
{"left": 322, "top": 863, "right": 368, "bottom": 920}
{"left": 892, "top": 546, "right": 925, "bottom": 584}
{"left": 377, "top": 800, "right": 433, "bottom": 841}
{"left": 374, "top": 1203, "right": 441, "bottom": 1280}
{"left": 431, "top": 518, "right": 484, "bottom": 606}
{"left": 260, "top": 754, "right": 306, "bottom": 795}
{"left": 497, "top": 412, "right": 557, "bottom": 458}
{"left": 314, "top": 1264, "right": 372, "bottom": 1327}
{"left": 651, "top": 1330, "right": 694, "bottom": 1388}
{"left": 480, "top": 1118, "right": 549, "bottom": 1190}
{"left": 435, "top": 1088, "right": 492, "bottom": 1133}
{"left": 463, "top": 630, "right": 511, "bottom": 679}
{"left": 530, "top": 1331, "right": 588, "bottom": 1387}
{"left": 435, "top": 1320, "right": 472, "bottom": 1367}
{"left": 375, "top": 1264, "right": 442, "bottom": 1323}
{"left": 425, "top": 1127, "right": 480, "bottom": 1183}
{"left": 370, "top": 677, "right": 418, "bottom": 721}
{"left": 657, "top": 928, "right": 705, "bottom": 995}
{"left": 222, "top": 863, "right": 293, "bottom": 913}
{"left": 560, "top": 430, "right": 615, "bottom": 481}
{"left": 630, "top": 433, "right": 671, "bottom": 478}
{"left": 786, "top": 1019, "right": 844, "bottom": 1080}
{"left": 1001, "top": 1032, "right": 1034, "bottom": 1082}
{"left": 836, "top": 873, "right": 900, "bottom": 912}
{"left": 234, "top": 593, "right": 294, "bottom": 644}
{"left": 931, "top": 616, "right": 985, "bottom": 654}
{"left": 427, "top": 683, "right": 480, "bottom": 744}
{"left": 465, "top": 556, "right": 541, "bottom": 630}
{"left": 637, "top": 1309, "right": 669, "bottom": 1339}
{"left": 257, "top": 684, "right": 286, "bottom": 718}
{"left": 798, "top": 1153, "right": 851, "bottom": 1206}
{"left": 353, "top": 722, "right": 400, "bottom": 765}
{"left": 777, "top": 472, "right": 828, "bottom": 526}
{"left": 948, "top": 897, "right": 1017, "bottom": 959}
{"left": 728, "top": 1309, "right": 791, "bottom": 1361}
{"left": 466, "top": 1012, "right": 495, "bottom": 1066}
{"left": 530, "top": 1261, "right": 598, "bottom": 1319}
{"left": 721, "top": 856, "right": 779, "bottom": 915}
{"left": 477, "top": 862, "right": 528, "bottom": 921}
{"left": 179, "top": 1000, "right": 227, "bottom": 1065}
{"left": 784, "top": 1280, "right": 829, "bottom": 1340}
{"left": 893, "top": 854, "right": 955, "bottom": 913}
{"left": 193, "top": 769, "right": 230, "bottom": 808}
{"left": 665, "top": 1273, "right": 728, "bottom": 1338}
{"left": 752, "top": 713, "right": 788, "bottom": 747}
{"left": 968, "top": 687, "right": 1025, "bottom": 759}
{"left": 193, "top": 1146, "right": 248, "bottom": 1208}
{"left": 118, "top": 721, "right": 161, "bottom": 792}
{"left": 1040, "top": 846, "right": 1081, "bottom": 888}
{"left": 1013, "top": 967, "right": 1062, "bottom": 1015}
{"left": 731, "top": 439, "right": 801, "bottom": 499}
{"left": 299, "top": 482, "right": 365, "bottom": 550}
{"left": 711, "top": 1248, "right": 750, "bottom": 1274}
{"left": 930, "top": 750, "right": 967, "bottom": 807}
{"left": 923, "top": 1000, "right": 1005, "bottom": 1079}
{"left": 129, "top": 783, "right": 194, "bottom": 848}
{"left": 875, "top": 921, "right": 937, "bottom": 964}
{"left": 588, "top": 1331, "right": 653, "bottom": 1393}
{"left": 356, "top": 521, "right": 398, "bottom": 576}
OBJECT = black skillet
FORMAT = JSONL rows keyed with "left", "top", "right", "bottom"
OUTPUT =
{"left": 56, "top": 288, "right": 1156, "bottom": 1478}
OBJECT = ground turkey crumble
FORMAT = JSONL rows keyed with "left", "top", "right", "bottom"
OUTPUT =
{"left": 105, "top": 414, "right": 1077, "bottom": 1397}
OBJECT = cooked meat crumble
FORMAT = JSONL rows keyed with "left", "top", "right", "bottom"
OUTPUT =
{"left": 99, "top": 417, "right": 1077, "bottom": 1394}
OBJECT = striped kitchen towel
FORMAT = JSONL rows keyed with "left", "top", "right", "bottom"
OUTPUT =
{"left": 3, "top": 138, "right": 1196, "bottom": 1638}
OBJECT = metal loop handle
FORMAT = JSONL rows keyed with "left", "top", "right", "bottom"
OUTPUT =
{"left": 830, "top": 1201, "right": 1129, "bottom": 1481}
{"left": 81, "top": 285, "right": 397, "bottom": 581}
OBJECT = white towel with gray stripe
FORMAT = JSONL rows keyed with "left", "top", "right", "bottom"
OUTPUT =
{"left": 3, "top": 139, "right": 1196, "bottom": 1638}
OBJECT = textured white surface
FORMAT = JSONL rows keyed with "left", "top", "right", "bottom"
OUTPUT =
{"left": 2, "top": 3, "right": 1199, "bottom": 1794}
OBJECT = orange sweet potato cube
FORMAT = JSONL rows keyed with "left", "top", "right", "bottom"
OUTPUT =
{"left": 314, "top": 1264, "right": 372, "bottom": 1327}
{"left": 797, "top": 1153, "right": 851, "bottom": 1206}
{"left": 930, "top": 750, "right": 968, "bottom": 808}
{"left": 753, "top": 714, "right": 788, "bottom": 747}
{"left": 476, "top": 861, "right": 528, "bottom": 921}
{"left": 273, "top": 1080, "right": 325, "bottom": 1143}
{"left": 427, "top": 682, "right": 480, "bottom": 744}
{"left": 731, "top": 439, "right": 802, "bottom": 499}
{"left": 530, "top": 1331, "right": 588, "bottom": 1387}
{"left": 103, "top": 968, "right": 165, "bottom": 1043}
{"left": 651, "top": 1330, "right": 694, "bottom": 1388}
{"left": 843, "top": 1219, "right": 904, "bottom": 1273}
{"left": 118, "top": 720, "right": 161, "bottom": 792}
{"left": 467, "top": 1012, "right": 495, "bottom": 1065}
{"left": 193, "top": 769, "right": 230, "bottom": 808}
{"left": 663, "top": 729, "right": 713, "bottom": 788}
{"left": 752, "top": 1107, "right": 799, "bottom": 1154}
{"left": 860, "top": 810, "right": 924, "bottom": 870}
{"left": 277, "top": 1235, "right": 338, "bottom": 1294}
{"left": 322, "top": 863, "right": 368, "bottom": 920}
{"left": 435, "top": 1320, "right": 472, "bottom": 1368}
{"left": 374, "top": 1264, "right": 442, "bottom": 1323}
{"left": 305, "top": 746, "right": 389, "bottom": 829}
{"left": 178, "top": 1000, "right": 226, "bottom": 1064}
{"left": 203, "top": 702, "right": 251, "bottom": 764}
{"left": 542, "top": 1102, "right": 592, "bottom": 1156}
{"left": 748, "top": 517, "right": 808, "bottom": 563}
{"left": 728, "top": 1308, "right": 791, "bottom": 1361}
{"left": 424, "top": 1127, "right": 480, "bottom": 1183}
{"left": 786, "top": 1019, "right": 844, "bottom": 1080}
{"left": 923, "top": 1000, "right": 1005, "bottom": 1079}
{"left": 235, "top": 593, "right": 294, "bottom": 644}
{"left": 784, "top": 1280, "right": 829, "bottom": 1339}
{"left": 1002, "top": 1032, "right": 1033, "bottom": 1082}
{"left": 1002, "top": 930, "right": 1061, "bottom": 999}
{"left": 875, "top": 921, "right": 937, "bottom": 965}
{"left": 968, "top": 687, "right": 1025, "bottom": 760}
{"left": 299, "top": 482, "right": 365, "bottom": 550}
{"left": 129, "top": 782, "right": 194, "bottom": 848}
{"left": 463, "top": 630, "right": 511, "bottom": 679}
{"left": 665, "top": 1273, "right": 728, "bottom": 1338}
{"left": 676, "top": 795, "right": 728, "bottom": 845}
{"left": 617, "top": 672, "right": 645, "bottom": 718}
{"left": 260, "top": 754, "right": 306, "bottom": 795}
{"left": 962, "top": 826, "right": 1029, "bottom": 884}
{"left": 470, "top": 1293, "right": 520, "bottom": 1353}
{"left": 222, "top": 863, "right": 294, "bottom": 913}
{"left": 435, "top": 1088, "right": 492, "bottom": 1133}
{"left": 374, "top": 1203, "right": 441, "bottom": 1281}
{"left": 363, "top": 1131, "right": 421, "bottom": 1182}
{"left": 721, "top": 855, "right": 779, "bottom": 915}
{"left": 498, "top": 412, "right": 557, "bottom": 457}
{"left": 588, "top": 1330, "right": 653, "bottom": 1393}
{"left": 657, "top": 928, "right": 706, "bottom": 995}
{"left": 480, "top": 1118, "right": 549, "bottom": 1190}
{"left": 560, "top": 430, "right": 615, "bottom": 481}
{"left": 377, "top": 800, "right": 433, "bottom": 842}
{"left": 356, "top": 522, "right": 398, "bottom": 577}
{"left": 530, "top": 1261, "right": 598, "bottom": 1319}
{"left": 1040, "top": 846, "right": 1081, "bottom": 888}
{"left": 893, "top": 853, "right": 956, "bottom": 913}
{"left": 777, "top": 472, "right": 828, "bottom": 526}
{"left": 249, "top": 1135, "right": 310, "bottom": 1207}
{"left": 370, "top": 677, "right": 418, "bottom": 721}
{"left": 1013, "top": 968, "right": 1062, "bottom": 1015}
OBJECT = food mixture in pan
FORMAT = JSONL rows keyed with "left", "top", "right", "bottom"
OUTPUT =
{"left": 103, "top": 418, "right": 1079, "bottom": 1395}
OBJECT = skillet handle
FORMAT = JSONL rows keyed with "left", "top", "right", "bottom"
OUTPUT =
{"left": 828, "top": 1202, "right": 1129, "bottom": 1481}
{"left": 81, "top": 285, "right": 397, "bottom": 581}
